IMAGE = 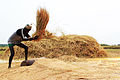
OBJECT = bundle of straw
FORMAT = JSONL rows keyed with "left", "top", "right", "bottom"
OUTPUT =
{"left": 34, "top": 8, "right": 49, "bottom": 41}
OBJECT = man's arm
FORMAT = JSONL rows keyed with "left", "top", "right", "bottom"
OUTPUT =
{"left": 22, "top": 36, "right": 38, "bottom": 41}
{"left": 16, "top": 29, "right": 22, "bottom": 37}
{"left": 22, "top": 38, "right": 33, "bottom": 41}
{"left": 16, "top": 28, "right": 38, "bottom": 41}
{"left": 25, "top": 33, "right": 31, "bottom": 38}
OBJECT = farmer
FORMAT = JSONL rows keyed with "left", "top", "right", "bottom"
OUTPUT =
{"left": 8, "top": 24, "right": 38, "bottom": 68}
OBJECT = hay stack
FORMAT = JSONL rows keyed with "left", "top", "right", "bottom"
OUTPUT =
{"left": 3, "top": 35, "right": 107, "bottom": 60}
{"left": 33, "top": 8, "right": 49, "bottom": 40}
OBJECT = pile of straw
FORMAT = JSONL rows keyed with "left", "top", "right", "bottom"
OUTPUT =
{"left": 3, "top": 35, "right": 107, "bottom": 60}
{"left": 33, "top": 8, "right": 49, "bottom": 40}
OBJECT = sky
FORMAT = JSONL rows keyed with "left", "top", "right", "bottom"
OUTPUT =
{"left": 0, "top": 0, "right": 120, "bottom": 45}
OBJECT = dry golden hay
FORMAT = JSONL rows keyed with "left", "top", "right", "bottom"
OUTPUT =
{"left": 33, "top": 8, "right": 49, "bottom": 40}
{"left": 57, "top": 55, "right": 80, "bottom": 62}
{"left": 3, "top": 35, "right": 107, "bottom": 60}
{"left": 41, "top": 30, "right": 56, "bottom": 39}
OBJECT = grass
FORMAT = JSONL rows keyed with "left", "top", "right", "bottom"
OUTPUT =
{"left": 102, "top": 46, "right": 120, "bottom": 49}
{"left": 105, "top": 49, "right": 120, "bottom": 51}
{"left": 0, "top": 46, "right": 8, "bottom": 54}
{"left": 104, "top": 49, "right": 120, "bottom": 58}
{"left": 101, "top": 46, "right": 120, "bottom": 57}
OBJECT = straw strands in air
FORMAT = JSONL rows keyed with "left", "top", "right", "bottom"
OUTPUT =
{"left": 33, "top": 8, "right": 49, "bottom": 40}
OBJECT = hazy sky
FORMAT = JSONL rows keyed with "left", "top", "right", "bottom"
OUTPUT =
{"left": 0, "top": 0, "right": 120, "bottom": 45}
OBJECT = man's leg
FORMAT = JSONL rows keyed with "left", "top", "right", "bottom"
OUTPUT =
{"left": 16, "top": 43, "right": 28, "bottom": 61}
{"left": 8, "top": 45, "right": 15, "bottom": 68}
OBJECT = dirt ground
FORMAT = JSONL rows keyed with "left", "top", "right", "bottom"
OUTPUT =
{"left": 0, "top": 58, "right": 120, "bottom": 80}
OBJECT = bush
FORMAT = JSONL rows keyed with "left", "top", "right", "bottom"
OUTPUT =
{"left": 100, "top": 44, "right": 110, "bottom": 46}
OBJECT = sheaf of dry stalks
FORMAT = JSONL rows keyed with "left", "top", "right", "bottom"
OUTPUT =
{"left": 33, "top": 8, "right": 49, "bottom": 41}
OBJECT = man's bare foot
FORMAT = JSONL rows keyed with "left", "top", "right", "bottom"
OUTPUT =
{"left": 8, "top": 66, "right": 11, "bottom": 69}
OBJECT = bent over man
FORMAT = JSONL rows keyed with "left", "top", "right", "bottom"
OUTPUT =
{"left": 8, "top": 24, "right": 38, "bottom": 68}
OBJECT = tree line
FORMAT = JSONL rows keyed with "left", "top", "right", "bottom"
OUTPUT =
{"left": 0, "top": 44, "right": 8, "bottom": 47}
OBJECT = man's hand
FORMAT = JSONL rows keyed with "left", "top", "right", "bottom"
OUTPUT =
{"left": 33, "top": 36, "right": 39, "bottom": 40}
{"left": 23, "top": 36, "right": 39, "bottom": 41}
{"left": 29, "top": 38, "right": 34, "bottom": 41}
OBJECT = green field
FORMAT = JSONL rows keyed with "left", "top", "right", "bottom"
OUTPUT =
{"left": 104, "top": 49, "right": 120, "bottom": 58}
{"left": 102, "top": 45, "right": 120, "bottom": 49}
{"left": 0, "top": 46, "right": 8, "bottom": 54}
{"left": 101, "top": 46, "right": 120, "bottom": 57}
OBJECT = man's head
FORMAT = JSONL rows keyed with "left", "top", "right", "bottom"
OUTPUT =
{"left": 25, "top": 24, "right": 32, "bottom": 30}
{"left": 24, "top": 24, "right": 32, "bottom": 32}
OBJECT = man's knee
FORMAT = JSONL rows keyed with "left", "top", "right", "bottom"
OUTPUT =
{"left": 25, "top": 46, "right": 28, "bottom": 50}
{"left": 10, "top": 53, "right": 14, "bottom": 57}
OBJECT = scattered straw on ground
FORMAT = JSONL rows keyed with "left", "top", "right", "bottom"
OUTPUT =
{"left": 0, "top": 58, "right": 120, "bottom": 80}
